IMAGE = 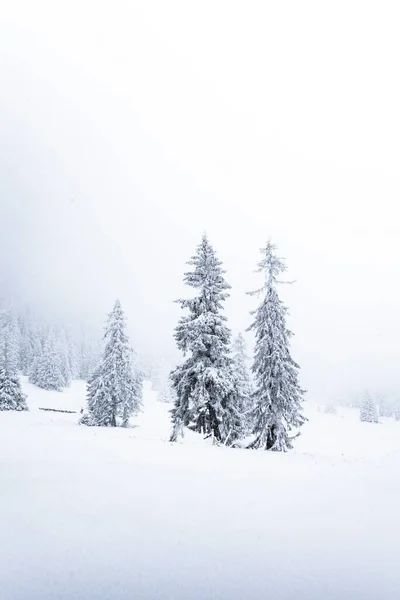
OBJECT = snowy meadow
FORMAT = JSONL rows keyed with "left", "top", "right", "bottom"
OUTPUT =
{"left": 1, "top": 235, "right": 400, "bottom": 600}
{"left": 1, "top": 379, "right": 400, "bottom": 600}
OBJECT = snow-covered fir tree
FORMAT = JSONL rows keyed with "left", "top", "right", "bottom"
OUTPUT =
{"left": 30, "top": 329, "right": 64, "bottom": 391}
{"left": 0, "top": 308, "right": 27, "bottom": 411}
{"left": 360, "top": 393, "right": 378, "bottom": 423}
{"left": 0, "top": 309, "right": 21, "bottom": 377}
{"left": 248, "top": 241, "right": 305, "bottom": 451}
{"left": 0, "top": 364, "right": 28, "bottom": 411}
{"left": 394, "top": 402, "right": 400, "bottom": 421}
{"left": 18, "top": 310, "right": 35, "bottom": 376}
{"left": 80, "top": 300, "right": 142, "bottom": 427}
{"left": 170, "top": 234, "right": 237, "bottom": 444}
{"left": 27, "top": 322, "right": 46, "bottom": 383}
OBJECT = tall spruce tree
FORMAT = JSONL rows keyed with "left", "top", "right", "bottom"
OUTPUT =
{"left": 170, "top": 234, "right": 236, "bottom": 443}
{"left": 80, "top": 300, "right": 142, "bottom": 427}
{"left": 248, "top": 241, "right": 305, "bottom": 451}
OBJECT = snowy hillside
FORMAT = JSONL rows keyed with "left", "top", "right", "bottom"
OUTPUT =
{"left": 1, "top": 379, "right": 400, "bottom": 599}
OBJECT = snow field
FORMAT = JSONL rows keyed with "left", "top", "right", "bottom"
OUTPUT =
{"left": 1, "top": 379, "right": 400, "bottom": 599}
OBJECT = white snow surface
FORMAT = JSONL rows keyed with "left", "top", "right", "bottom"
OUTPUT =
{"left": 1, "top": 378, "right": 400, "bottom": 599}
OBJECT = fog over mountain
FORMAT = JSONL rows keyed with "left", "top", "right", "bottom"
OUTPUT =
{"left": 1, "top": 1, "right": 400, "bottom": 401}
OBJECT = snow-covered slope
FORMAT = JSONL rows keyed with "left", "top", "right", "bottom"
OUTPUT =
{"left": 1, "top": 379, "right": 399, "bottom": 599}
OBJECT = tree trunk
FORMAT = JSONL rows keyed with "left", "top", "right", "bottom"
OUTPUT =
{"left": 207, "top": 402, "right": 221, "bottom": 442}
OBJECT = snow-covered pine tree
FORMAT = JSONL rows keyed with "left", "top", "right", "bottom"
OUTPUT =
{"left": 360, "top": 393, "right": 378, "bottom": 423}
{"left": 0, "top": 364, "right": 28, "bottom": 411}
{"left": 28, "top": 322, "right": 46, "bottom": 384}
{"left": 247, "top": 241, "right": 305, "bottom": 451}
{"left": 18, "top": 310, "right": 33, "bottom": 375}
{"left": 0, "top": 308, "right": 27, "bottom": 411}
{"left": 30, "top": 329, "right": 64, "bottom": 391}
{"left": 170, "top": 234, "right": 236, "bottom": 443}
{"left": 0, "top": 309, "right": 21, "bottom": 378}
{"left": 394, "top": 402, "right": 400, "bottom": 421}
{"left": 80, "top": 300, "right": 141, "bottom": 427}
{"left": 19, "top": 311, "right": 43, "bottom": 377}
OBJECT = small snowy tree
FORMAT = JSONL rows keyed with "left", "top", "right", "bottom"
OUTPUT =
{"left": 0, "top": 365, "right": 28, "bottom": 411}
{"left": 170, "top": 234, "right": 236, "bottom": 444}
{"left": 248, "top": 241, "right": 306, "bottom": 451}
{"left": 80, "top": 300, "right": 141, "bottom": 427}
{"left": 360, "top": 393, "right": 378, "bottom": 423}
{"left": 394, "top": 402, "right": 400, "bottom": 422}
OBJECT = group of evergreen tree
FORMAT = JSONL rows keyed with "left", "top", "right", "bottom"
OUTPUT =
{"left": 6, "top": 235, "right": 399, "bottom": 444}
{"left": 80, "top": 300, "right": 143, "bottom": 427}
{"left": 0, "top": 301, "right": 101, "bottom": 404}
{"left": 26, "top": 324, "right": 100, "bottom": 391}
{"left": 169, "top": 235, "right": 305, "bottom": 451}
{"left": 0, "top": 297, "right": 142, "bottom": 424}
{"left": 337, "top": 391, "right": 400, "bottom": 420}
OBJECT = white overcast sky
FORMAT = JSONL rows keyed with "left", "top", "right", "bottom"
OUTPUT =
{"left": 1, "top": 0, "right": 400, "bottom": 400}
